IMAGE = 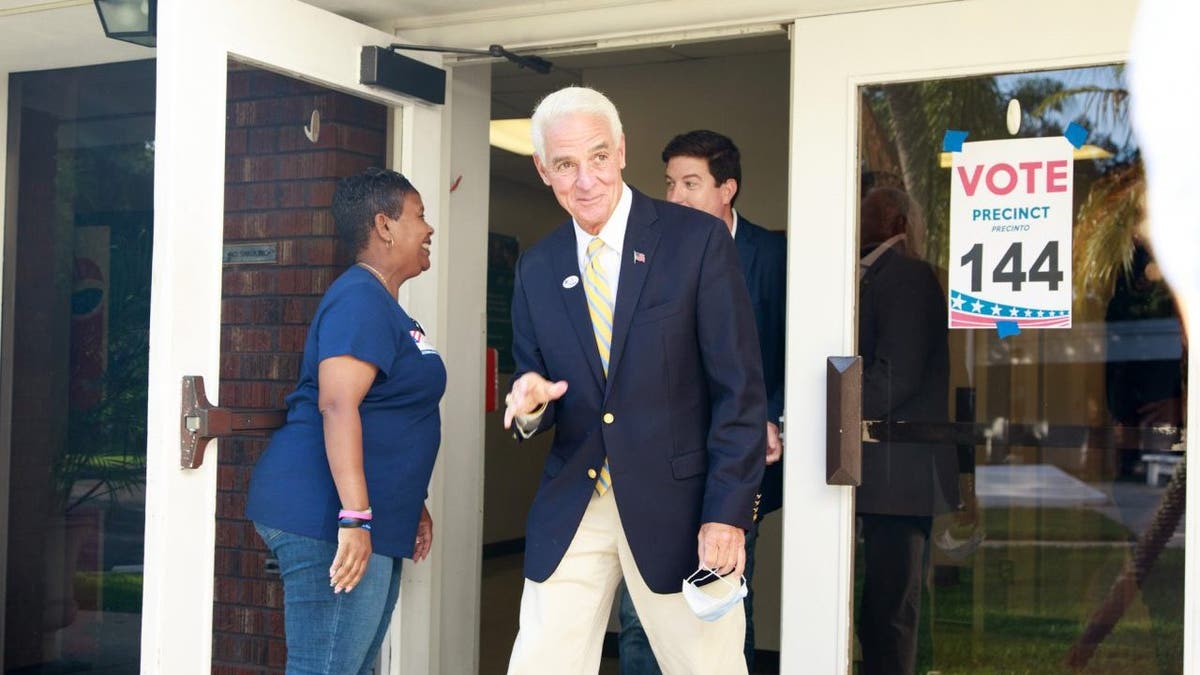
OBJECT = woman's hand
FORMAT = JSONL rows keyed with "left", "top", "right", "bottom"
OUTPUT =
{"left": 413, "top": 505, "right": 433, "bottom": 563}
{"left": 330, "top": 527, "right": 372, "bottom": 593}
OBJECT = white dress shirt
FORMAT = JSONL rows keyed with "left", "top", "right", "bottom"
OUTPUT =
{"left": 516, "top": 184, "right": 634, "bottom": 436}
{"left": 572, "top": 183, "right": 633, "bottom": 299}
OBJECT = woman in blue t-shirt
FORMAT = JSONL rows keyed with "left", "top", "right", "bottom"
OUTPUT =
{"left": 246, "top": 168, "right": 446, "bottom": 674}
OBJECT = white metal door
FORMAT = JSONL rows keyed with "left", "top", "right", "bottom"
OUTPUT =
{"left": 779, "top": 1, "right": 1190, "bottom": 673}
{"left": 144, "top": 1, "right": 447, "bottom": 671}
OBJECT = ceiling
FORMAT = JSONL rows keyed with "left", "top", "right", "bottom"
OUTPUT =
{"left": 490, "top": 33, "right": 788, "bottom": 119}
{"left": 304, "top": 0, "right": 548, "bottom": 24}
{"left": 0, "top": 1, "right": 149, "bottom": 74}
{"left": 488, "top": 32, "right": 789, "bottom": 187}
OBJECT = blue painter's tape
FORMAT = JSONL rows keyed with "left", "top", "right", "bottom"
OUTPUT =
{"left": 1064, "top": 122, "right": 1089, "bottom": 148}
{"left": 943, "top": 129, "right": 969, "bottom": 152}
{"left": 996, "top": 321, "right": 1021, "bottom": 339}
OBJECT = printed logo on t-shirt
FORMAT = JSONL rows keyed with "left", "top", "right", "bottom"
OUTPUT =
{"left": 410, "top": 320, "right": 439, "bottom": 356}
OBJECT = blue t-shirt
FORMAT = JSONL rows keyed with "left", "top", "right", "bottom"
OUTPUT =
{"left": 246, "top": 266, "right": 447, "bottom": 558}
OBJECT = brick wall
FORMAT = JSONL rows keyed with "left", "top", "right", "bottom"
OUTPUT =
{"left": 213, "top": 64, "right": 387, "bottom": 674}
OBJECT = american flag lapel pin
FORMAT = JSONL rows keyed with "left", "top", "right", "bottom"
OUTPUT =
{"left": 633, "top": 250, "right": 646, "bottom": 264}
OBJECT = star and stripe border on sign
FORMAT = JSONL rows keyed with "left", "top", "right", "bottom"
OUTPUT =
{"left": 949, "top": 291, "right": 1070, "bottom": 329}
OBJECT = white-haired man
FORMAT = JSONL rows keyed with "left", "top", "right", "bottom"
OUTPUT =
{"left": 502, "top": 86, "right": 766, "bottom": 674}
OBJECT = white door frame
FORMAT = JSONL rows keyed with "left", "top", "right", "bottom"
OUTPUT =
{"left": 782, "top": 1, "right": 1188, "bottom": 673}
{"left": 145, "top": 0, "right": 456, "bottom": 671}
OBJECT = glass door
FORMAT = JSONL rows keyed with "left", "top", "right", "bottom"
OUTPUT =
{"left": 141, "top": 2, "right": 445, "bottom": 672}
{"left": 780, "top": 1, "right": 1189, "bottom": 673}
{"left": 856, "top": 64, "right": 1184, "bottom": 674}
{"left": 4, "top": 59, "right": 155, "bottom": 674}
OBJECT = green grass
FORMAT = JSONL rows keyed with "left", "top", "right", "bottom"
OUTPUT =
{"left": 855, "top": 508, "right": 1183, "bottom": 675}
{"left": 976, "top": 507, "right": 1134, "bottom": 543}
{"left": 926, "top": 549, "right": 1183, "bottom": 674}
{"left": 74, "top": 571, "right": 143, "bottom": 613}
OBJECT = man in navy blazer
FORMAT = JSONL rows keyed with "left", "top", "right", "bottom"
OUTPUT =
{"left": 503, "top": 88, "right": 766, "bottom": 675}
{"left": 619, "top": 130, "right": 787, "bottom": 673}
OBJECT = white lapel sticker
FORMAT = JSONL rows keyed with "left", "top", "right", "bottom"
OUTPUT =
{"left": 563, "top": 275, "right": 580, "bottom": 289}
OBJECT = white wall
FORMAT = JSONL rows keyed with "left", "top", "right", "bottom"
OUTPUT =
{"left": 483, "top": 175, "right": 562, "bottom": 544}
{"left": 587, "top": 50, "right": 790, "bottom": 231}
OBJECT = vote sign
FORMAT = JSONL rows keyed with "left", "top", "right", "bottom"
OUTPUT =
{"left": 947, "top": 136, "right": 1074, "bottom": 330}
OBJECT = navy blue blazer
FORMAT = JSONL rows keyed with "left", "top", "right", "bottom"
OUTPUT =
{"left": 511, "top": 188, "right": 767, "bottom": 593}
{"left": 734, "top": 216, "right": 787, "bottom": 518}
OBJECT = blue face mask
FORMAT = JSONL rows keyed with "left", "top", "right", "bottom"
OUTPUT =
{"left": 681, "top": 567, "right": 747, "bottom": 622}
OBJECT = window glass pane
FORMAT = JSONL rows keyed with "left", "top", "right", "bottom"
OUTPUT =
{"left": 5, "top": 59, "right": 154, "bottom": 674}
{"left": 857, "top": 64, "right": 1185, "bottom": 674}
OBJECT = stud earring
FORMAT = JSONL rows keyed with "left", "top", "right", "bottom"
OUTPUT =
{"left": 386, "top": 239, "right": 394, "bottom": 248}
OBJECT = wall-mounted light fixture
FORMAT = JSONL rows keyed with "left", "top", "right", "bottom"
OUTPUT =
{"left": 93, "top": 0, "right": 156, "bottom": 48}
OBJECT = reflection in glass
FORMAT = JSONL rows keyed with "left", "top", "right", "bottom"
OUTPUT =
{"left": 5, "top": 60, "right": 153, "bottom": 673}
{"left": 857, "top": 65, "right": 1185, "bottom": 674}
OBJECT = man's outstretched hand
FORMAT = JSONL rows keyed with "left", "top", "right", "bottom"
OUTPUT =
{"left": 503, "top": 372, "right": 568, "bottom": 429}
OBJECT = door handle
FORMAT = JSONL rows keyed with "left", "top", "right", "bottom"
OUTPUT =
{"left": 826, "top": 356, "right": 862, "bottom": 486}
{"left": 180, "top": 375, "right": 287, "bottom": 469}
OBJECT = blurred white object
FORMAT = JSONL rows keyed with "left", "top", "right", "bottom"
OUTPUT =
{"left": 933, "top": 527, "right": 985, "bottom": 562}
{"left": 1130, "top": 0, "right": 1200, "bottom": 306}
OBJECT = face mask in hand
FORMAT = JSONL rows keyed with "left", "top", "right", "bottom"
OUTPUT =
{"left": 681, "top": 566, "right": 747, "bottom": 622}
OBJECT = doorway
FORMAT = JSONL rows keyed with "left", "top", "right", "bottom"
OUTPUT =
{"left": 478, "top": 33, "right": 790, "bottom": 674}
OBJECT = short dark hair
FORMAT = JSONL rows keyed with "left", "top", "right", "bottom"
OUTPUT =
{"left": 331, "top": 167, "right": 416, "bottom": 255}
{"left": 661, "top": 130, "right": 742, "bottom": 204}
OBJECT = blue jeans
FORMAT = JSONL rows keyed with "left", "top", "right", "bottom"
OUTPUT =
{"left": 618, "top": 523, "right": 759, "bottom": 673}
{"left": 255, "top": 523, "right": 403, "bottom": 675}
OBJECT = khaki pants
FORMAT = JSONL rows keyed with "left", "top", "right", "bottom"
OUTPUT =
{"left": 508, "top": 488, "right": 747, "bottom": 675}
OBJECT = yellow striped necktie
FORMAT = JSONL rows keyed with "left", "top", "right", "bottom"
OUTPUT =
{"left": 584, "top": 237, "right": 613, "bottom": 496}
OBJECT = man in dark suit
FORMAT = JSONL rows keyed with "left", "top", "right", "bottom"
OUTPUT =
{"left": 857, "top": 186, "right": 960, "bottom": 675}
{"left": 503, "top": 87, "right": 766, "bottom": 674}
{"left": 618, "top": 129, "right": 786, "bottom": 674}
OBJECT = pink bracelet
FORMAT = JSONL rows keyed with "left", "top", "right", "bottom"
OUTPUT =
{"left": 338, "top": 508, "right": 373, "bottom": 520}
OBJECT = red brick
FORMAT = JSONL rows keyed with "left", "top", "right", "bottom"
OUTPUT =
{"left": 214, "top": 576, "right": 241, "bottom": 604}
{"left": 249, "top": 69, "right": 321, "bottom": 98}
{"left": 282, "top": 297, "right": 320, "bottom": 323}
{"left": 299, "top": 240, "right": 336, "bottom": 266}
{"left": 332, "top": 94, "right": 386, "bottom": 130}
{"left": 245, "top": 183, "right": 277, "bottom": 209}
{"left": 216, "top": 521, "right": 243, "bottom": 548}
{"left": 265, "top": 609, "right": 285, "bottom": 638}
{"left": 225, "top": 213, "right": 269, "bottom": 239}
{"left": 218, "top": 492, "right": 248, "bottom": 519}
{"left": 222, "top": 298, "right": 251, "bottom": 325}
{"left": 276, "top": 182, "right": 306, "bottom": 208}
{"left": 223, "top": 270, "right": 278, "bottom": 297}
{"left": 247, "top": 128, "right": 279, "bottom": 154}
{"left": 228, "top": 327, "right": 274, "bottom": 352}
{"left": 213, "top": 548, "right": 240, "bottom": 577}
{"left": 307, "top": 181, "right": 335, "bottom": 208}
{"left": 226, "top": 71, "right": 253, "bottom": 100}
{"left": 227, "top": 127, "right": 248, "bottom": 154}
{"left": 217, "top": 465, "right": 238, "bottom": 491}
{"left": 267, "top": 639, "right": 286, "bottom": 667}
{"left": 337, "top": 124, "right": 387, "bottom": 156}
{"left": 334, "top": 152, "right": 376, "bottom": 178}
{"left": 279, "top": 326, "right": 308, "bottom": 353}
{"left": 224, "top": 184, "right": 247, "bottom": 212}
{"left": 268, "top": 212, "right": 311, "bottom": 237}
{"left": 279, "top": 122, "right": 337, "bottom": 152}
{"left": 311, "top": 211, "right": 335, "bottom": 236}
{"left": 247, "top": 579, "right": 284, "bottom": 610}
